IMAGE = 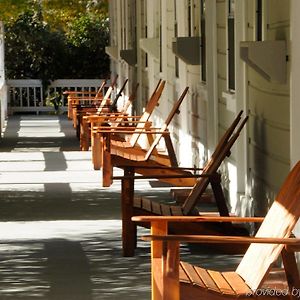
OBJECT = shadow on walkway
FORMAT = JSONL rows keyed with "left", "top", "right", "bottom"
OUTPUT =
{"left": 0, "top": 114, "right": 242, "bottom": 299}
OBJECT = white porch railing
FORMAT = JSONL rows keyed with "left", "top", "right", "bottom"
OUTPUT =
{"left": 7, "top": 79, "right": 104, "bottom": 114}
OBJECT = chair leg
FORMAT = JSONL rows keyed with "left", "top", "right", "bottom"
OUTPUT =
{"left": 121, "top": 168, "right": 135, "bottom": 257}
{"left": 92, "top": 132, "right": 102, "bottom": 170}
{"left": 102, "top": 133, "right": 112, "bottom": 187}
{"left": 76, "top": 116, "right": 80, "bottom": 139}
{"left": 80, "top": 120, "right": 89, "bottom": 151}
{"left": 68, "top": 97, "right": 72, "bottom": 119}
{"left": 210, "top": 172, "right": 230, "bottom": 217}
{"left": 281, "top": 248, "right": 300, "bottom": 293}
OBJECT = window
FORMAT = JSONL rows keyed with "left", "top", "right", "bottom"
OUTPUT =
{"left": 200, "top": 0, "right": 206, "bottom": 82}
{"left": 159, "top": 0, "right": 162, "bottom": 72}
{"left": 188, "top": 0, "right": 192, "bottom": 37}
{"left": 188, "top": 0, "right": 200, "bottom": 37}
{"left": 256, "top": 0, "right": 262, "bottom": 41}
{"left": 142, "top": 0, "right": 148, "bottom": 67}
{"left": 159, "top": 24, "right": 162, "bottom": 72}
{"left": 174, "top": 0, "right": 179, "bottom": 77}
{"left": 227, "top": 0, "right": 235, "bottom": 91}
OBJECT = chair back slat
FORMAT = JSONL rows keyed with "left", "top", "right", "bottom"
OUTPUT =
{"left": 110, "top": 78, "right": 128, "bottom": 111}
{"left": 97, "top": 75, "right": 118, "bottom": 110}
{"left": 122, "top": 83, "right": 139, "bottom": 113}
{"left": 181, "top": 112, "right": 247, "bottom": 215}
{"left": 95, "top": 80, "right": 107, "bottom": 99}
{"left": 144, "top": 87, "right": 189, "bottom": 161}
{"left": 236, "top": 161, "right": 300, "bottom": 290}
{"left": 129, "top": 80, "right": 165, "bottom": 146}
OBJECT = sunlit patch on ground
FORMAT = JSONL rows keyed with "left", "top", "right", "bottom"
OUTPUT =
{"left": 0, "top": 115, "right": 243, "bottom": 299}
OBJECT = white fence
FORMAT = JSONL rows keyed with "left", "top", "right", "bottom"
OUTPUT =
{"left": 7, "top": 79, "right": 104, "bottom": 114}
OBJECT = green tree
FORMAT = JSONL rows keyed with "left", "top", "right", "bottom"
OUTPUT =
{"left": 65, "top": 14, "right": 109, "bottom": 78}
{"left": 0, "top": 0, "right": 108, "bottom": 28}
{"left": 4, "top": 8, "right": 67, "bottom": 87}
{"left": 42, "top": 0, "right": 108, "bottom": 31}
{"left": 2, "top": 1, "right": 109, "bottom": 82}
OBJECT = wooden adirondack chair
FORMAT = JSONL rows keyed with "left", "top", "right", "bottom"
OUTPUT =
{"left": 80, "top": 82, "right": 139, "bottom": 151}
{"left": 64, "top": 79, "right": 107, "bottom": 120}
{"left": 96, "top": 86, "right": 189, "bottom": 187}
{"left": 71, "top": 75, "right": 118, "bottom": 130}
{"left": 133, "top": 160, "right": 300, "bottom": 300}
{"left": 114, "top": 111, "right": 248, "bottom": 256}
{"left": 90, "top": 80, "right": 165, "bottom": 170}
{"left": 75, "top": 78, "right": 129, "bottom": 140}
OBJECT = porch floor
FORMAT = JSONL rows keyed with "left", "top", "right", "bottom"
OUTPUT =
{"left": 0, "top": 115, "right": 283, "bottom": 299}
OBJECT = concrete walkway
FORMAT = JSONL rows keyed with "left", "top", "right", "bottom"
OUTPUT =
{"left": 0, "top": 115, "right": 242, "bottom": 300}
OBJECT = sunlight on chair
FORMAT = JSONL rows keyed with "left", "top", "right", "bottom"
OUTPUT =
{"left": 227, "top": 161, "right": 238, "bottom": 212}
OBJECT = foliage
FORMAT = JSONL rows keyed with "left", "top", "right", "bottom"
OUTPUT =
{"left": 0, "top": 0, "right": 108, "bottom": 26}
{"left": 4, "top": 8, "right": 67, "bottom": 88}
{"left": 2, "top": 0, "right": 109, "bottom": 86}
{"left": 0, "top": 0, "right": 29, "bottom": 22}
{"left": 65, "top": 14, "right": 109, "bottom": 78}
{"left": 42, "top": 0, "right": 108, "bottom": 31}
{"left": 45, "top": 91, "right": 62, "bottom": 112}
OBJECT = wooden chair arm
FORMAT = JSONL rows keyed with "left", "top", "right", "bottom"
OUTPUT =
{"left": 84, "top": 114, "right": 142, "bottom": 122}
{"left": 95, "top": 130, "right": 169, "bottom": 134}
{"left": 113, "top": 173, "right": 208, "bottom": 180}
{"left": 92, "top": 124, "right": 152, "bottom": 130}
{"left": 132, "top": 215, "right": 264, "bottom": 223}
{"left": 86, "top": 112, "right": 128, "bottom": 117}
{"left": 91, "top": 123, "right": 152, "bottom": 131}
{"left": 85, "top": 114, "right": 129, "bottom": 122}
{"left": 93, "top": 128, "right": 169, "bottom": 134}
{"left": 285, "top": 244, "right": 300, "bottom": 252}
{"left": 89, "top": 114, "right": 144, "bottom": 119}
{"left": 107, "top": 120, "right": 153, "bottom": 125}
{"left": 64, "top": 91, "right": 97, "bottom": 95}
{"left": 115, "top": 165, "right": 203, "bottom": 171}
{"left": 85, "top": 114, "right": 143, "bottom": 119}
{"left": 70, "top": 96, "right": 104, "bottom": 101}
{"left": 141, "top": 234, "right": 300, "bottom": 246}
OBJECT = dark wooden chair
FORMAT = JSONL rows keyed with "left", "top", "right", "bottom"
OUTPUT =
{"left": 64, "top": 79, "right": 107, "bottom": 120}
{"left": 133, "top": 161, "right": 300, "bottom": 300}
{"left": 97, "top": 86, "right": 189, "bottom": 187}
{"left": 70, "top": 75, "right": 118, "bottom": 130}
{"left": 90, "top": 80, "right": 165, "bottom": 170}
{"left": 114, "top": 111, "right": 248, "bottom": 256}
{"left": 80, "top": 82, "right": 139, "bottom": 151}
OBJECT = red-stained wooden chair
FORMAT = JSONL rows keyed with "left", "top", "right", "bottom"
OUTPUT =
{"left": 70, "top": 75, "right": 118, "bottom": 130}
{"left": 97, "top": 86, "right": 189, "bottom": 187}
{"left": 114, "top": 111, "right": 248, "bottom": 256}
{"left": 80, "top": 81, "right": 139, "bottom": 151}
{"left": 64, "top": 79, "right": 107, "bottom": 120}
{"left": 90, "top": 80, "right": 165, "bottom": 170}
{"left": 133, "top": 161, "right": 300, "bottom": 300}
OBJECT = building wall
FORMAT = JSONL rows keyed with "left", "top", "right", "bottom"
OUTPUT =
{"left": 245, "top": 0, "right": 290, "bottom": 216}
{"left": 106, "top": 0, "right": 292, "bottom": 218}
{"left": 0, "top": 21, "right": 7, "bottom": 133}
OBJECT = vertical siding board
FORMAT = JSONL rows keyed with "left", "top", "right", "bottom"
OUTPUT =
{"left": 245, "top": 0, "right": 291, "bottom": 216}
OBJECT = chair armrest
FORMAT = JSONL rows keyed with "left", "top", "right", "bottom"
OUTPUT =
{"left": 64, "top": 91, "right": 97, "bottom": 95}
{"left": 92, "top": 114, "right": 144, "bottom": 119}
{"left": 115, "top": 165, "right": 203, "bottom": 171}
{"left": 94, "top": 128, "right": 169, "bottom": 134}
{"left": 86, "top": 112, "right": 128, "bottom": 118}
{"left": 141, "top": 234, "right": 300, "bottom": 246}
{"left": 70, "top": 96, "right": 104, "bottom": 101}
{"left": 285, "top": 244, "right": 300, "bottom": 252}
{"left": 92, "top": 124, "right": 153, "bottom": 130}
{"left": 113, "top": 173, "right": 208, "bottom": 180}
{"left": 132, "top": 215, "right": 264, "bottom": 223}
